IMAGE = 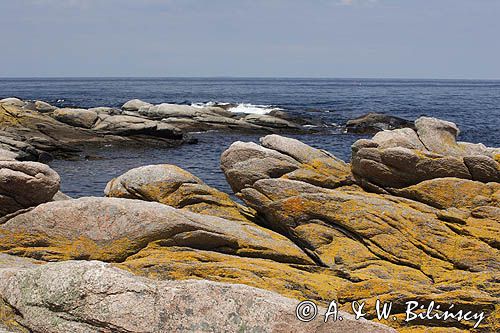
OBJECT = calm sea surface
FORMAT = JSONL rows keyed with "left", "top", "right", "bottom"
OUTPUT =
{"left": 1, "top": 78, "right": 499, "bottom": 197}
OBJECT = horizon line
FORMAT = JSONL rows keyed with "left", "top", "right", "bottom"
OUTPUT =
{"left": 0, "top": 76, "right": 499, "bottom": 81}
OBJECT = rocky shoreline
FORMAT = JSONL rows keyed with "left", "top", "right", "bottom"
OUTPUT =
{"left": 0, "top": 97, "right": 321, "bottom": 162}
{"left": 0, "top": 99, "right": 499, "bottom": 331}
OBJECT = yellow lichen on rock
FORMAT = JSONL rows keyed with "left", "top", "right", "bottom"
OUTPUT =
{"left": 390, "top": 178, "right": 500, "bottom": 209}
{"left": 118, "top": 244, "right": 344, "bottom": 303}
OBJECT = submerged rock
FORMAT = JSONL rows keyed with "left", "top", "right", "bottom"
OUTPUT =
{"left": 345, "top": 112, "right": 414, "bottom": 134}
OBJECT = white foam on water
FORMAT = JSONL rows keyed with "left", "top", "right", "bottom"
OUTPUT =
{"left": 228, "top": 103, "right": 282, "bottom": 115}
{"left": 191, "top": 101, "right": 283, "bottom": 115}
{"left": 191, "top": 101, "right": 228, "bottom": 108}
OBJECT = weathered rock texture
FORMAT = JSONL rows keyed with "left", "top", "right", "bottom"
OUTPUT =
{"left": 220, "top": 131, "right": 500, "bottom": 332}
{"left": 0, "top": 116, "right": 498, "bottom": 332}
{"left": 0, "top": 197, "right": 312, "bottom": 265}
{"left": 352, "top": 116, "right": 500, "bottom": 192}
{"left": 0, "top": 258, "right": 393, "bottom": 333}
{"left": 105, "top": 164, "right": 253, "bottom": 222}
{"left": 0, "top": 161, "right": 60, "bottom": 217}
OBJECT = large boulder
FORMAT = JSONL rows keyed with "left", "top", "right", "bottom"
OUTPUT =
{"left": 0, "top": 259, "right": 393, "bottom": 333}
{"left": 121, "top": 99, "right": 153, "bottom": 111}
{"left": 52, "top": 108, "right": 99, "bottom": 129}
{"left": 105, "top": 164, "right": 252, "bottom": 222}
{"left": 345, "top": 113, "right": 414, "bottom": 134}
{"left": 33, "top": 100, "right": 56, "bottom": 113}
{"left": 371, "top": 127, "right": 426, "bottom": 150}
{"left": 351, "top": 117, "right": 500, "bottom": 191}
{"left": 0, "top": 98, "right": 24, "bottom": 108}
{"left": 0, "top": 161, "right": 60, "bottom": 217}
{"left": 415, "top": 116, "right": 461, "bottom": 156}
{"left": 351, "top": 144, "right": 472, "bottom": 190}
{"left": 221, "top": 135, "right": 352, "bottom": 194}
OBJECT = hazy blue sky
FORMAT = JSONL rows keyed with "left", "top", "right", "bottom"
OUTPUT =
{"left": 1, "top": 0, "right": 499, "bottom": 78}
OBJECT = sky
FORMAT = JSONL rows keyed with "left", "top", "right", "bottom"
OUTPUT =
{"left": 0, "top": 0, "right": 499, "bottom": 79}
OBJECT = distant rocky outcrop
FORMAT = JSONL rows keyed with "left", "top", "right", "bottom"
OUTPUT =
{"left": 0, "top": 98, "right": 317, "bottom": 162}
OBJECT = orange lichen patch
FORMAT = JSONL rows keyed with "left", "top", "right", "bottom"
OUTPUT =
{"left": 279, "top": 196, "right": 308, "bottom": 218}
{"left": 447, "top": 216, "right": 500, "bottom": 249}
{"left": 391, "top": 178, "right": 499, "bottom": 210}
{"left": 118, "top": 245, "right": 344, "bottom": 303}
{"left": 118, "top": 244, "right": 500, "bottom": 331}
{"left": 0, "top": 222, "right": 314, "bottom": 265}
{"left": 159, "top": 183, "right": 253, "bottom": 222}
{"left": 284, "top": 158, "right": 352, "bottom": 188}
{"left": 0, "top": 231, "right": 141, "bottom": 262}
{"left": 108, "top": 177, "right": 254, "bottom": 223}
{"left": 267, "top": 190, "right": 499, "bottom": 274}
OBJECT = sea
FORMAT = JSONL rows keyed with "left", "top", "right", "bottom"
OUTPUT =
{"left": 1, "top": 78, "right": 499, "bottom": 197}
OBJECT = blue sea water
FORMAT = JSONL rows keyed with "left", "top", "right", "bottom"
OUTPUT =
{"left": 1, "top": 78, "right": 499, "bottom": 197}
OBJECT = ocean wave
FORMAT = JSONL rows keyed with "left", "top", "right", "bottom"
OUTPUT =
{"left": 191, "top": 101, "right": 282, "bottom": 115}
{"left": 228, "top": 103, "right": 283, "bottom": 115}
{"left": 191, "top": 101, "right": 230, "bottom": 108}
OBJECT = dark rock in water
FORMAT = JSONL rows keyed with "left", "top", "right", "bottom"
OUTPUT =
{"left": 345, "top": 112, "right": 414, "bottom": 134}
